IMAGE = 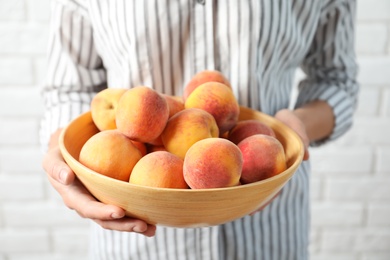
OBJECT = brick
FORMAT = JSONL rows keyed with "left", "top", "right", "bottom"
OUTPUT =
{"left": 3, "top": 201, "right": 89, "bottom": 227}
{"left": 310, "top": 253, "right": 357, "bottom": 260}
{"left": 321, "top": 228, "right": 358, "bottom": 252}
{"left": 377, "top": 147, "right": 390, "bottom": 173}
{"left": 322, "top": 228, "right": 390, "bottom": 253}
{"left": 26, "top": 0, "right": 50, "bottom": 22}
{"left": 368, "top": 204, "right": 390, "bottom": 226}
{"left": 309, "top": 227, "right": 320, "bottom": 254}
{"left": 0, "top": 175, "right": 44, "bottom": 200}
{"left": 0, "top": 23, "right": 49, "bottom": 55}
{"left": 357, "top": 56, "right": 390, "bottom": 85}
{"left": 0, "top": 58, "right": 33, "bottom": 85}
{"left": 355, "top": 87, "right": 381, "bottom": 116}
{"left": 0, "top": 147, "right": 43, "bottom": 173}
{"left": 0, "top": 229, "right": 49, "bottom": 253}
{"left": 355, "top": 228, "right": 390, "bottom": 252}
{"left": 34, "top": 57, "right": 48, "bottom": 85}
{"left": 357, "top": 0, "right": 390, "bottom": 21}
{"left": 310, "top": 146, "right": 372, "bottom": 174}
{"left": 384, "top": 88, "right": 390, "bottom": 117}
{"left": 355, "top": 22, "right": 388, "bottom": 55}
{"left": 311, "top": 202, "right": 363, "bottom": 227}
{"left": 0, "top": 87, "right": 44, "bottom": 117}
{"left": 310, "top": 177, "right": 322, "bottom": 201}
{"left": 325, "top": 177, "right": 390, "bottom": 200}
{"left": 0, "top": 208, "right": 3, "bottom": 227}
{"left": 0, "top": 120, "right": 39, "bottom": 146}
{"left": 52, "top": 228, "right": 89, "bottom": 254}
{"left": 0, "top": 0, "right": 26, "bottom": 21}
{"left": 328, "top": 117, "right": 390, "bottom": 146}
{"left": 361, "top": 253, "right": 390, "bottom": 260}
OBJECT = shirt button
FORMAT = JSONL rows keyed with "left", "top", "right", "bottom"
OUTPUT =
{"left": 196, "top": 0, "right": 205, "bottom": 4}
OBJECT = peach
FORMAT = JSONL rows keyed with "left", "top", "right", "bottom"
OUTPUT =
{"left": 162, "top": 94, "right": 185, "bottom": 118}
{"left": 129, "top": 151, "right": 188, "bottom": 189}
{"left": 131, "top": 140, "right": 147, "bottom": 156}
{"left": 161, "top": 108, "right": 219, "bottom": 159}
{"left": 237, "top": 134, "right": 287, "bottom": 184}
{"left": 183, "top": 70, "right": 232, "bottom": 100}
{"left": 147, "top": 135, "right": 164, "bottom": 146}
{"left": 79, "top": 130, "right": 142, "bottom": 182}
{"left": 116, "top": 86, "right": 169, "bottom": 143}
{"left": 183, "top": 138, "right": 242, "bottom": 189}
{"left": 90, "top": 88, "right": 127, "bottom": 131}
{"left": 185, "top": 82, "right": 239, "bottom": 135}
{"left": 228, "top": 119, "right": 276, "bottom": 145}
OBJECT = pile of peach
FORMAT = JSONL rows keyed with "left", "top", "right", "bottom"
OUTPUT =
{"left": 79, "top": 70, "right": 287, "bottom": 189}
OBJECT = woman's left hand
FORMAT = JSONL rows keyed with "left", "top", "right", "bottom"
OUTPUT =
{"left": 274, "top": 109, "right": 310, "bottom": 161}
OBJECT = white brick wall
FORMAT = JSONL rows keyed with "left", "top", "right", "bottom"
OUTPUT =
{"left": 0, "top": 0, "right": 389, "bottom": 259}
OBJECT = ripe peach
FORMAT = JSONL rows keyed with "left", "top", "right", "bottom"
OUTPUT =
{"left": 228, "top": 119, "right": 276, "bottom": 145}
{"left": 116, "top": 86, "right": 169, "bottom": 143}
{"left": 162, "top": 94, "right": 185, "bottom": 118}
{"left": 237, "top": 134, "right": 287, "bottom": 184}
{"left": 147, "top": 135, "right": 164, "bottom": 146}
{"left": 79, "top": 130, "right": 142, "bottom": 182}
{"left": 183, "top": 70, "right": 232, "bottom": 100}
{"left": 161, "top": 108, "right": 219, "bottom": 159}
{"left": 129, "top": 151, "right": 188, "bottom": 189}
{"left": 185, "top": 82, "right": 239, "bottom": 135}
{"left": 131, "top": 140, "right": 147, "bottom": 157}
{"left": 183, "top": 138, "right": 242, "bottom": 189}
{"left": 90, "top": 88, "right": 127, "bottom": 131}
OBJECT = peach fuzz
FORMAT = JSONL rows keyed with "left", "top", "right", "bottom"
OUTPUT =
{"left": 116, "top": 86, "right": 169, "bottom": 143}
{"left": 79, "top": 130, "right": 142, "bottom": 182}
{"left": 228, "top": 119, "right": 276, "bottom": 145}
{"left": 90, "top": 88, "right": 127, "bottom": 131}
{"left": 185, "top": 82, "right": 239, "bottom": 135}
{"left": 237, "top": 134, "right": 287, "bottom": 184}
{"left": 183, "top": 70, "right": 232, "bottom": 101}
{"left": 161, "top": 108, "right": 219, "bottom": 159}
{"left": 162, "top": 94, "right": 185, "bottom": 118}
{"left": 129, "top": 151, "right": 188, "bottom": 189}
{"left": 183, "top": 138, "right": 243, "bottom": 189}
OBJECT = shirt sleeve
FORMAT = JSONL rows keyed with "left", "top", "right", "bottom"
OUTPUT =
{"left": 295, "top": 0, "right": 359, "bottom": 146}
{"left": 40, "top": 0, "right": 107, "bottom": 151}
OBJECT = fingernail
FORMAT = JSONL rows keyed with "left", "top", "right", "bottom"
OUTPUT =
{"left": 59, "top": 170, "right": 68, "bottom": 184}
{"left": 111, "top": 212, "right": 124, "bottom": 219}
{"left": 133, "top": 225, "right": 145, "bottom": 233}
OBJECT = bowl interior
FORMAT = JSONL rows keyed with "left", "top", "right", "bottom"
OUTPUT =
{"left": 60, "top": 106, "right": 304, "bottom": 228}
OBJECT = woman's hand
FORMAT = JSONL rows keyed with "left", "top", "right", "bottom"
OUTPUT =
{"left": 42, "top": 130, "right": 156, "bottom": 237}
{"left": 275, "top": 109, "right": 310, "bottom": 161}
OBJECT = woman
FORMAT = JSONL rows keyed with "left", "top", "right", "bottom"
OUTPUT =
{"left": 41, "top": 0, "right": 359, "bottom": 259}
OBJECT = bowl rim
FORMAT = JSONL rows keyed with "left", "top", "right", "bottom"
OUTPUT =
{"left": 59, "top": 107, "right": 304, "bottom": 193}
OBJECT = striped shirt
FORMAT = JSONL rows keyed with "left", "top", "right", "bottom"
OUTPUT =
{"left": 40, "top": 0, "right": 359, "bottom": 259}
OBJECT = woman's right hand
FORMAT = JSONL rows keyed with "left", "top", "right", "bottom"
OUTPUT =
{"left": 41, "top": 129, "right": 156, "bottom": 237}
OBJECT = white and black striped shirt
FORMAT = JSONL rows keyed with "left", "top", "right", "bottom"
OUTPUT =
{"left": 41, "top": 0, "right": 359, "bottom": 259}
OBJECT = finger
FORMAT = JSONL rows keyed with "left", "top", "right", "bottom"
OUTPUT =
{"left": 42, "top": 147, "right": 75, "bottom": 185}
{"left": 56, "top": 177, "right": 127, "bottom": 221}
{"left": 303, "top": 147, "right": 310, "bottom": 161}
{"left": 94, "top": 218, "right": 157, "bottom": 237}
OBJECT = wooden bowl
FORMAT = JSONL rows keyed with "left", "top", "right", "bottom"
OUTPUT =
{"left": 59, "top": 106, "right": 304, "bottom": 228}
